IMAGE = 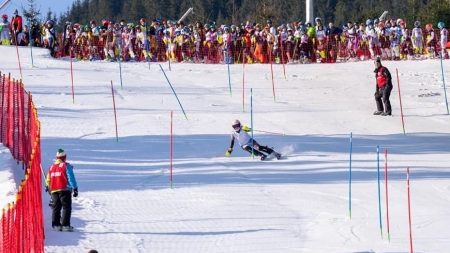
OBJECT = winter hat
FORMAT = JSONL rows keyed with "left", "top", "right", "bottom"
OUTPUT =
{"left": 375, "top": 57, "right": 381, "bottom": 64}
{"left": 56, "top": 148, "right": 66, "bottom": 158}
{"left": 14, "top": 9, "right": 18, "bottom": 15}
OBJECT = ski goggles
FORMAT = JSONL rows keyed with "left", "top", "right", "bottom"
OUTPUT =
{"left": 232, "top": 124, "right": 241, "bottom": 130}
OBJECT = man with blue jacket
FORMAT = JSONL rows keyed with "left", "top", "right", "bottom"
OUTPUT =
{"left": 46, "top": 148, "right": 78, "bottom": 232}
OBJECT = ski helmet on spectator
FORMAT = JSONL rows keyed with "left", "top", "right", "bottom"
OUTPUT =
{"left": 438, "top": 22, "right": 444, "bottom": 28}
{"left": 305, "top": 21, "right": 311, "bottom": 27}
{"left": 102, "top": 19, "right": 109, "bottom": 26}
{"left": 315, "top": 17, "right": 321, "bottom": 23}
{"left": 1, "top": 14, "right": 7, "bottom": 19}
{"left": 266, "top": 19, "right": 272, "bottom": 23}
{"left": 366, "top": 19, "right": 373, "bottom": 26}
{"left": 425, "top": 23, "right": 433, "bottom": 30}
{"left": 374, "top": 18, "right": 379, "bottom": 24}
{"left": 414, "top": 20, "right": 420, "bottom": 28}
{"left": 46, "top": 20, "right": 54, "bottom": 26}
{"left": 399, "top": 21, "right": 406, "bottom": 27}
{"left": 378, "top": 21, "right": 385, "bottom": 28}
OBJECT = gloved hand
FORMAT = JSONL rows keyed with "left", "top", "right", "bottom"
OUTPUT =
{"left": 242, "top": 126, "right": 251, "bottom": 132}
{"left": 73, "top": 188, "right": 78, "bottom": 197}
{"left": 225, "top": 148, "right": 233, "bottom": 156}
{"left": 45, "top": 185, "right": 49, "bottom": 193}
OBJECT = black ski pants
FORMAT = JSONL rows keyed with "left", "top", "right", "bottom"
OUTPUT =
{"left": 51, "top": 190, "right": 72, "bottom": 227}
{"left": 375, "top": 84, "right": 392, "bottom": 113}
{"left": 242, "top": 141, "right": 274, "bottom": 156}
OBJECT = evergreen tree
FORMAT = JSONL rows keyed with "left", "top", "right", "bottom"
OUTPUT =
{"left": 21, "top": 0, "right": 41, "bottom": 25}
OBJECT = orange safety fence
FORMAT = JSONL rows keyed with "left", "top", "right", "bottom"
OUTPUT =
{"left": 0, "top": 72, "right": 44, "bottom": 253}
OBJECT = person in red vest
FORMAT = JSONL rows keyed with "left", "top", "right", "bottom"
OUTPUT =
{"left": 45, "top": 148, "right": 78, "bottom": 232}
{"left": 9, "top": 9, "right": 22, "bottom": 45}
{"left": 373, "top": 57, "right": 393, "bottom": 116}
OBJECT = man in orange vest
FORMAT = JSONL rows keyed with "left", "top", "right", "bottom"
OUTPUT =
{"left": 45, "top": 148, "right": 78, "bottom": 232}
{"left": 373, "top": 57, "right": 393, "bottom": 116}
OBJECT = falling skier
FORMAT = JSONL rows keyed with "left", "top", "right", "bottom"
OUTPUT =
{"left": 226, "top": 119, "right": 281, "bottom": 160}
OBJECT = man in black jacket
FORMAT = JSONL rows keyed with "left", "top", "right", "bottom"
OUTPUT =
{"left": 373, "top": 57, "right": 393, "bottom": 116}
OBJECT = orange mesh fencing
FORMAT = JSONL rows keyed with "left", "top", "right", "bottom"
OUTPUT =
{"left": 0, "top": 72, "right": 44, "bottom": 253}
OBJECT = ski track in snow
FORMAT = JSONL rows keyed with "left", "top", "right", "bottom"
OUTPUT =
{"left": 0, "top": 46, "right": 449, "bottom": 253}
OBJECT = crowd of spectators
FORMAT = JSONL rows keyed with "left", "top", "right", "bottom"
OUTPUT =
{"left": 1, "top": 9, "right": 450, "bottom": 64}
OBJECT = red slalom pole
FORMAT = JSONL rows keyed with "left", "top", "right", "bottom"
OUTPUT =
{"left": 110, "top": 80, "right": 119, "bottom": 142}
{"left": 280, "top": 37, "right": 287, "bottom": 80}
{"left": 242, "top": 58, "right": 245, "bottom": 112}
{"left": 13, "top": 31, "right": 23, "bottom": 79}
{"left": 70, "top": 48, "right": 75, "bottom": 103}
{"left": 407, "top": 167, "right": 413, "bottom": 253}
{"left": 396, "top": 69, "right": 406, "bottom": 134}
{"left": 384, "top": 149, "right": 391, "bottom": 242}
{"left": 170, "top": 111, "right": 173, "bottom": 188}
{"left": 270, "top": 45, "right": 276, "bottom": 101}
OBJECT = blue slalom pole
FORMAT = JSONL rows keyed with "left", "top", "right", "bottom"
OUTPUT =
{"left": 227, "top": 47, "right": 232, "bottom": 96}
{"left": 159, "top": 64, "right": 188, "bottom": 120}
{"left": 250, "top": 88, "right": 254, "bottom": 159}
{"left": 28, "top": 20, "right": 34, "bottom": 67}
{"left": 118, "top": 45, "right": 123, "bottom": 90}
{"left": 377, "top": 145, "right": 383, "bottom": 238}
{"left": 349, "top": 132, "right": 353, "bottom": 218}
{"left": 439, "top": 52, "right": 449, "bottom": 114}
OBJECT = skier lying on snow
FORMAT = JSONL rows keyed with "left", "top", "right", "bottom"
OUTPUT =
{"left": 226, "top": 119, "right": 281, "bottom": 161}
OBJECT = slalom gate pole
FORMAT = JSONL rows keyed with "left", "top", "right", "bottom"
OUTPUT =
{"left": 270, "top": 47, "right": 276, "bottom": 101}
{"left": 377, "top": 145, "right": 383, "bottom": 238}
{"left": 384, "top": 149, "right": 391, "bottom": 242}
{"left": 349, "top": 132, "right": 353, "bottom": 218}
{"left": 242, "top": 55, "right": 245, "bottom": 112}
{"left": 280, "top": 38, "right": 286, "bottom": 80}
{"left": 407, "top": 167, "right": 414, "bottom": 253}
{"left": 159, "top": 64, "right": 188, "bottom": 120}
{"left": 227, "top": 47, "right": 232, "bottom": 96}
{"left": 170, "top": 111, "right": 173, "bottom": 188}
{"left": 70, "top": 48, "right": 75, "bottom": 104}
{"left": 250, "top": 88, "right": 254, "bottom": 159}
{"left": 396, "top": 69, "right": 406, "bottom": 134}
{"left": 439, "top": 53, "right": 449, "bottom": 114}
{"left": 111, "top": 80, "right": 119, "bottom": 142}
{"left": 118, "top": 45, "right": 123, "bottom": 90}
{"left": 253, "top": 129, "right": 285, "bottom": 135}
{"left": 28, "top": 20, "right": 34, "bottom": 67}
{"left": 14, "top": 31, "right": 23, "bottom": 79}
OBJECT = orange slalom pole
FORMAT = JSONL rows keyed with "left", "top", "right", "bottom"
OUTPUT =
{"left": 407, "top": 167, "right": 413, "bottom": 253}
{"left": 396, "top": 69, "right": 406, "bottom": 134}
{"left": 270, "top": 44, "right": 276, "bottom": 101}
{"left": 110, "top": 80, "right": 119, "bottom": 142}
{"left": 242, "top": 57, "right": 245, "bottom": 112}
{"left": 70, "top": 48, "right": 75, "bottom": 103}
{"left": 384, "top": 149, "right": 391, "bottom": 242}
{"left": 170, "top": 111, "right": 173, "bottom": 188}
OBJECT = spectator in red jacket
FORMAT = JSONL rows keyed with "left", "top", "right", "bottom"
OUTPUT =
{"left": 9, "top": 9, "right": 22, "bottom": 45}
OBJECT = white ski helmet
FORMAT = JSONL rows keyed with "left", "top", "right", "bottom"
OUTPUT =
{"left": 232, "top": 119, "right": 241, "bottom": 129}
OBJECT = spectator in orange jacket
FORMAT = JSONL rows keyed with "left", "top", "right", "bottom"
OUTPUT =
{"left": 9, "top": 9, "right": 22, "bottom": 45}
